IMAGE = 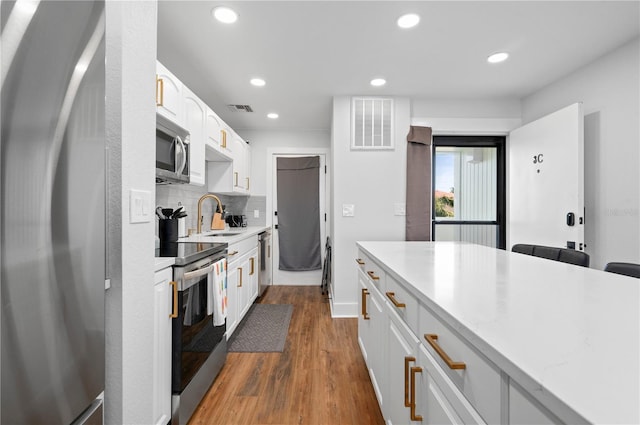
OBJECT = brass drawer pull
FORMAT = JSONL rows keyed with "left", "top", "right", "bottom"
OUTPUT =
{"left": 410, "top": 367, "right": 423, "bottom": 421}
{"left": 386, "top": 292, "right": 406, "bottom": 308}
{"left": 404, "top": 356, "right": 415, "bottom": 407}
{"left": 250, "top": 257, "right": 255, "bottom": 275}
{"left": 238, "top": 267, "right": 243, "bottom": 287}
{"left": 424, "top": 334, "right": 466, "bottom": 370}
{"left": 361, "top": 288, "right": 370, "bottom": 320}
{"left": 228, "top": 250, "right": 238, "bottom": 256}
{"left": 156, "top": 76, "right": 164, "bottom": 106}
{"left": 355, "top": 258, "right": 365, "bottom": 265}
{"left": 367, "top": 271, "right": 380, "bottom": 280}
{"left": 169, "top": 281, "right": 178, "bottom": 318}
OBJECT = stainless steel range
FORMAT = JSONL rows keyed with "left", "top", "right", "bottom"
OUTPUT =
{"left": 156, "top": 242, "right": 228, "bottom": 425}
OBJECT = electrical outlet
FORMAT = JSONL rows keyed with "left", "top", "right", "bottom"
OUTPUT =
{"left": 342, "top": 204, "right": 355, "bottom": 217}
{"left": 394, "top": 203, "right": 406, "bottom": 216}
{"left": 254, "top": 209, "right": 260, "bottom": 218}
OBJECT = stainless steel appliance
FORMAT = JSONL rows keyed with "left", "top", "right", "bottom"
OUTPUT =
{"left": 156, "top": 113, "right": 190, "bottom": 184}
{"left": 258, "top": 231, "right": 272, "bottom": 296}
{"left": 1, "top": 1, "right": 105, "bottom": 423}
{"left": 155, "top": 242, "right": 228, "bottom": 425}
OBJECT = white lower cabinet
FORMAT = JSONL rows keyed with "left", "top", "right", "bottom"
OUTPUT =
{"left": 153, "top": 267, "right": 173, "bottom": 425}
{"left": 226, "top": 236, "right": 259, "bottom": 338}
{"left": 358, "top": 271, "right": 387, "bottom": 410}
{"left": 387, "top": 311, "right": 420, "bottom": 424}
{"left": 509, "top": 381, "right": 561, "bottom": 424}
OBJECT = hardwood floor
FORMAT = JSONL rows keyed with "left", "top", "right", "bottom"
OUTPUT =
{"left": 188, "top": 286, "right": 385, "bottom": 425}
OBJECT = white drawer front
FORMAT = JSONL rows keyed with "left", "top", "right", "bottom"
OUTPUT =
{"left": 386, "top": 274, "right": 419, "bottom": 335}
{"left": 419, "top": 304, "right": 502, "bottom": 424}
{"left": 356, "top": 250, "right": 386, "bottom": 293}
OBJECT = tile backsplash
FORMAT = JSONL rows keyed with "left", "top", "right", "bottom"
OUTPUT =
{"left": 155, "top": 184, "right": 266, "bottom": 234}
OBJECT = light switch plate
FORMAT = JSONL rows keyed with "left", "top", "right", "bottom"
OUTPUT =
{"left": 394, "top": 203, "right": 406, "bottom": 216}
{"left": 130, "top": 189, "right": 151, "bottom": 223}
{"left": 342, "top": 204, "right": 355, "bottom": 217}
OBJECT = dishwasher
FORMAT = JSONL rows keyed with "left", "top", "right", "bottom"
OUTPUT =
{"left": 258, "top": 230, "right": 272, "bottom": 296}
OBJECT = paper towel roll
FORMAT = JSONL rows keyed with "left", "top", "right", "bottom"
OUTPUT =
{"left": 178, "top": 217, "right": 187, "bottom": 238}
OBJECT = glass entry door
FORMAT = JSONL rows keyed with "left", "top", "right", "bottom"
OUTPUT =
{"left": 432, "top": 136, "right": 506, "bottom": 249}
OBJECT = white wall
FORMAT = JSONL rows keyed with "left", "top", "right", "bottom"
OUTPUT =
{"left": 238, "top": 129, "right": 330, "bottom": 196}
{"left": 105, "top": 2, "right": 157, "bottom": 424}
{"left": 331, "top": 96, "right": 410, "bottom": 316}
{"left": 521, "top": 37, "right": 640, "bottom": 269}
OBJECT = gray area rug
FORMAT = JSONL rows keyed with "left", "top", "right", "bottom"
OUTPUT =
{"left": 228, "top": 304, "right": 293, "bottom": 352}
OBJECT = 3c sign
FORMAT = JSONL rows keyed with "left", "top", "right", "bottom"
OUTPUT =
{"left": 533, "top": 154, "right": 544, "bottom": 164}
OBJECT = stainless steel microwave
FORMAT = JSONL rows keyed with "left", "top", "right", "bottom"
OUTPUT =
{"left": 156, "top": 113, "right": 190, "bottom": 184}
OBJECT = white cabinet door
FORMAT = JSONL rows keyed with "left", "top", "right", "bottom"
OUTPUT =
{"left": 226, "top": 264, "right": 239, "bottom": 337}
{"left": 248, "top": 247, "right": 259, "bottom": 303}
{"left": 387, "top": 312, "right": 420, "bottom": 425}
{"left": 153, "top": 267, "right": 173, "bottom": 425}
{"left": 205, "top": 107, "right": 232, "bottom": 161}
{"left": 367, "top": 282, "right": 387, "bottom": 412}
{"left": 182, "top": 86, "right": 206, "bottom": 186}
{"left": 237, "top": 254, "right": 251, "bottom": 319}
{"left": 156, "top": 61, "right": 183, "bottom": 125}
{"left": 508, "top": 103, "right": 584, "bottom": 251}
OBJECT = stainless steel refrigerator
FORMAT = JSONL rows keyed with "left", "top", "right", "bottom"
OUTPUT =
{"left": 1, "top": 1, "right": 106, "bottom": 423}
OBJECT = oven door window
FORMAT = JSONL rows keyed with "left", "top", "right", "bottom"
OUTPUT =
{"left": 173, "top": 272, "right": 225, "bottom": 392}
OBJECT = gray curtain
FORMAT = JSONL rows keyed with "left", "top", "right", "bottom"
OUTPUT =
{"left": 406, "top": 126, "right": 432, "bottom": 241}
{"left": 276, "top": 156, "right": 322, "bottom": 271}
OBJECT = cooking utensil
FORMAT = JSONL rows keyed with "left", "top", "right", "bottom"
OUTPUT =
{"left": 175, "top": 211, "right": 187, "bottom": 218}
{"left": 171, "top": 207, "right": 183, "bottom": 218}
{"left": 162, "top": 208, "right": 174, "bottom": 218}
{"left": 156, "top": 206, "right": 165, "bottom": 219}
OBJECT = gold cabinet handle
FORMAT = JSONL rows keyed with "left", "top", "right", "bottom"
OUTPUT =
{"left": 246, "top": 177, "right": 250, "bottom": 190}
{"left": 238, "top": 267, "right": 243, "bottom": 287}
{"left": 410, "top": 367, "right": 423, "bottom": 421}
{"left": 355, "top": 258, "right": 365, "bottom": 265}
{"left": 268, "top": 245, "right": 270, "bottom": 258}
{"left": 221, "top": 129, "right": 227, "bottom": 148}
{"left": 386, "top": 292, "right": 406, "bottom": 308}
{"left": 228, "top": 250, "right": 238, "bottom": 256}
{"left": 169, "top": 281, "right": 178, "bottom": 318}
{"left": 404, "top": 356, "right": 416, "bottom": 407}
{"left": 156, "top": 76, "right": 164, "bottom": 106}
{"left": 367, "top": 270, "right": 379, "bottom": 280}
{"left": 361, "top": 288, "right": 370, "bottom": 320}
{"left": 234, "top": 172, "right": 239, "bottom": 187}
{"left": 424, "top": 334, "right": 466, "bottom": 370}
{"left": 250, "top": 257, "right": 255, "bottom": 275}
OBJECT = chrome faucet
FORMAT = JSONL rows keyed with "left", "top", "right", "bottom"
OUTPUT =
{"left": 197, "top": 193, "right": 223, "bottom": 234}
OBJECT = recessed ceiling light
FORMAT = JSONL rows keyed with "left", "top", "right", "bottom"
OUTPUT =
{"left": 397, "top": 13, "right": 420, "bottom": 29}
{"left": 370, "top": 78, "right": 386, "bottom": 87}
{"left": 250, "top": 78, "right": 266, "bottom": 87}
{"left": 212, "top": 6, "right": 238, "bottom": 24}
{"left": 267, "top": 113, "right": 279, "bottom": 119}
{"left": 487, "top": 52, "right": 509, "bottom": 64}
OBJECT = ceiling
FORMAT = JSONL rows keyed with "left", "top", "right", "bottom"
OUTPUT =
{"left": 157, "top": 1, "right": 639, "bottom": 133}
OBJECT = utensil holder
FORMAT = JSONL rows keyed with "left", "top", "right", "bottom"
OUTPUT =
{"left": 159, "top": 218, "right": 178, "bottom": 243}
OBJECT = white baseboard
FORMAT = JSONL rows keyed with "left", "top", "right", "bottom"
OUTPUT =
{"left": 329, "top": 299, "right": 357, "bottom": 318}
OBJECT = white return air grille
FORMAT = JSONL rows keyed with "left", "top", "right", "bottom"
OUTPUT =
{"left": 351, "top": 97, "right": 394, "bottom": 150}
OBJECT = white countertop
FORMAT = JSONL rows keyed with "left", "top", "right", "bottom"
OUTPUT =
{"left": 357, "top": 241, "right": 639, "bottom": 424}
{"left": 154, "top": 257, "right": 175, "bottom": 272}
{"left": 179, "top": 225, "right": 270, "bottom": 245}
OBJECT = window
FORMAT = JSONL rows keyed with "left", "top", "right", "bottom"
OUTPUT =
{"left": 351, "top": 97, "right": 394, "bottom": 149}
{"left": 432, "top": 136, "right": 506, "bottom": 249}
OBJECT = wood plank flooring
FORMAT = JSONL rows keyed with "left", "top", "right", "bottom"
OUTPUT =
{"left": 188, "top": 286, "right": 385, "bottom": 425}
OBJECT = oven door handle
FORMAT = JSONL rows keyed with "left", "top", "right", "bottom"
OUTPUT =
{"left": 183, "top": 262, "right": 216, "bottom": 281}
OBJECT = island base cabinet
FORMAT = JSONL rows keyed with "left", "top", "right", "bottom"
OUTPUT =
{"left": 358, "top": 273, "right": 387, "bottom": 411}
{"left": 509, "top": 381, "right": 561, "bottom": 424}
{"left": 386, "top": 312, "right": 420, "bottom": 424}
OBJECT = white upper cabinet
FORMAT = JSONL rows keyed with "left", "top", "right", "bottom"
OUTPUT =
{"left": 182, "top": 86, "right": 206, "bottom": 186}
{"left": 156, "top": 61, "right": 183, "bottom": 126}
{"left": 205, "top": 107, "right": 232, "bottom": 161}
{"left": 207, "top": 131, "right": 251, "bottom": 195}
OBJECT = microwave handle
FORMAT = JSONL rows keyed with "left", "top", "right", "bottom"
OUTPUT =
{"left": 174, "top": 136, "right": 187, "bottom": 176}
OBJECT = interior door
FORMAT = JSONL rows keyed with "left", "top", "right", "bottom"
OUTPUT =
{"left": 508, "top": 103, "right": 585, "bottom": 251}
{"left": 272, "top": 154, "right": 326, "bottom": 286}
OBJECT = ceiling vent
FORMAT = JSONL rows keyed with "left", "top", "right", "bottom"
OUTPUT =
{"left": 351, "top": 97, "right": 394, "bottom": 150}
{"left": 227, "top": 104, "right": 254, "bottom": 113}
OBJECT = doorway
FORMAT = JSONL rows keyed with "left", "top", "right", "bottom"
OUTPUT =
{"left": 269, "top": 151, "right": 328, "bottom": 286}
{"left": 432, "top": 136, "right": 506, "bottom": 249}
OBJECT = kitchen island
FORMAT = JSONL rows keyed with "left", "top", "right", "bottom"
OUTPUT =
{"left": 356, "top": 241, "right": 639, "bottom": 424}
